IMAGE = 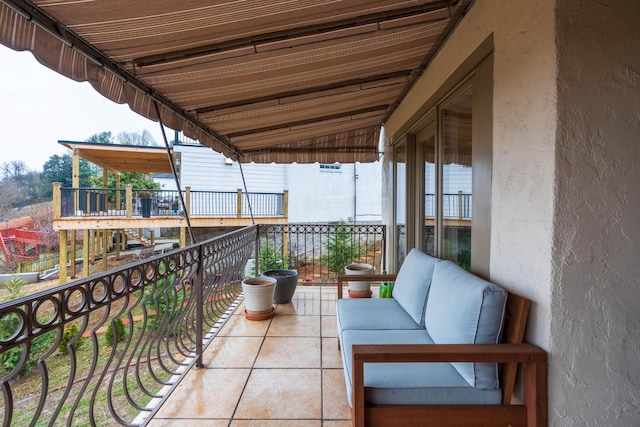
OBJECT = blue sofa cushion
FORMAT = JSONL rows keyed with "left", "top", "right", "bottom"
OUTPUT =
{"left": 392, "top": 249, "right": 440, "bottom": 326}
{"left": 341, "top": 329, "right": 502, "bottom": 407}
{"left": 336, "top": 298, "right": 422, "bottom": 342}
{"left": 425, "top": 261, "right": 507, "bottom": 389}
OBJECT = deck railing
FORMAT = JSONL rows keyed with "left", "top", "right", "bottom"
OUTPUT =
{"left": 257, "top": 223, "right": 386, "bottom": 284}
{"left": 0, "top": 226, "right": 255, "bottom": 426}
{"left": 425, "top": 192, "right": 472, "bottom": 219}
{"left": 57, "top": 186, "right": 287, "bottom": 219}
{"left": 0, "top": 223, "right": 386, "bottom": 425}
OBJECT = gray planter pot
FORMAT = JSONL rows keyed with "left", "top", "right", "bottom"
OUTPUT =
{"left": 262, "top": 269, "right": 299, "bottom": 304}
{"left": 140, "top": 198, "right": 152, "bottom": 218}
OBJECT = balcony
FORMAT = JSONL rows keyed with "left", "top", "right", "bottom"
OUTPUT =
{"left": 148, "top": 286, "right": 351, "bottom": 426}
{"left": 0, "top": 223, "right": 383, "bottom": 426}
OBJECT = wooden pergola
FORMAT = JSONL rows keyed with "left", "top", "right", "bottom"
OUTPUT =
{"left": 55, "top": 141, "right": 175, "bottom": 282}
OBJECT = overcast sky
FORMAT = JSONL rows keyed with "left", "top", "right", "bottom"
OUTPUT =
{"left": 0, "top": 45, "right": 168, "bottom": 171}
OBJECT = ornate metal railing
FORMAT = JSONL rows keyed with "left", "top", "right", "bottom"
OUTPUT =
{"left": 0, "top": 226, "right": 256, "bottom": 426}
{"left": 257, "top": 223, "right": 386, "bottom": 284}
{"left": 0, "top": 223, "right": 387, "bottom": 425}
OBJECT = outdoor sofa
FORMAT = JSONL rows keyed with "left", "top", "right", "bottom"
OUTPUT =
{"left": 336, "top": 249, "right": 547, "bottom": 427}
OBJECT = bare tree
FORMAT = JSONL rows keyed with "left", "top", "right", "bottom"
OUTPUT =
{"left": 0, "top": 179, "right": 22, "bottom": 217}
{"left": 117, "top": 129, "right": 157, "bottom": 146}
{"left": 1, "top": 160, "right": 28, "bottom": 182}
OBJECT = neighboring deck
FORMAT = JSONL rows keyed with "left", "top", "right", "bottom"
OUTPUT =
{"left": 52, "top": 186, "right": 288, "bottom": 231}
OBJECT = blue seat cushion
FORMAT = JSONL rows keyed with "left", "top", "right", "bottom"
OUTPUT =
{"left": 391, "top": 249, "right": 441, "bottom": 326}
{"left": 425, "top": 261, "right": 507, "bottom": 389}
{"left": 336, "top": 298, "right": 422, "bottom": 342}
{"left": 341, "top": 329, "right": 502, "bottom": 407}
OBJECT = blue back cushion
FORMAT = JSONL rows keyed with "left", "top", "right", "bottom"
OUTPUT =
{"left": 393, "top": 249, "right": 440, "bottom": 326}
{"left": 424, "top": 261, "right": 507, "bottom": 389}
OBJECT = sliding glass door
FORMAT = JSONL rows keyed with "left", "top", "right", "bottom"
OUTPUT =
{"left": 440, "top": 86, "right": 473, "bottom": 270}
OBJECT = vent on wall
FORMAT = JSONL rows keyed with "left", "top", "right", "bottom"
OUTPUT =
{"left": 319, "top": 164, "right": 341, "bottom": 172}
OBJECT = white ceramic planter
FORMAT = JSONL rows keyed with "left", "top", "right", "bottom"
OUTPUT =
{"left": 344, "top": 263, "right": 374, "bottom": 297}
{"left": 242, "top": 277, "right": 276, "bottom": 320}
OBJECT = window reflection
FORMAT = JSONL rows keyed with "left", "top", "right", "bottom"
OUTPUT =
{"left": 441, "top": 87, "right": 472, "bottom": 270}
{"left": 395, "top": 144, "right": 406, "bottom": 265}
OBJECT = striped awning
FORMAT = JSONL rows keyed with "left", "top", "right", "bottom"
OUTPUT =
{"left": 0, "top": 0, "right": 472, "bottom": 163}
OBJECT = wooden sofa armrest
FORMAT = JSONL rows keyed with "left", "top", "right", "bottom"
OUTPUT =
{"left": 337, "top": 274, "right": 398, "bottom": 299}
{"left": 351, "top": 343, "right": 547, "bottom": 427}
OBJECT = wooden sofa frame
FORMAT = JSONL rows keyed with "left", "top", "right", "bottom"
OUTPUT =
{"left": 337, "top": 274, "right": 547, "bottom": 427}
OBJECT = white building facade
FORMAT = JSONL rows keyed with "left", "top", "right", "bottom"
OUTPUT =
{"left": 160, "top": 143, "right": 383, "bottom": 224}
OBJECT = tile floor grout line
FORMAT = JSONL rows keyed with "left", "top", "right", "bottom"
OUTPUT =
{"left": 227, "top": 304, "right": 275, "bottom": 425}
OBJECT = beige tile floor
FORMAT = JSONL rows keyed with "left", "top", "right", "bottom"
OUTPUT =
{"left": 149, "top": 286, "right": 352, "bottom": 427}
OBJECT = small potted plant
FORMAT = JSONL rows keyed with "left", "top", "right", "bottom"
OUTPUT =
{"left": 138, "top": 190, "right": 152, "bottom": 218}
{"left": 344, "top": 262, "right": 374, "bottom": 298}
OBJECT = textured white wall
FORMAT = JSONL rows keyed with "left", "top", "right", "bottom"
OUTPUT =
{"left": 172, "top": 144, "right": 381, "bottom": 223}
{"left": 384, "top": 0, "right": 640, "bottom": 424}
{"left": 385, "top": 0, "right": 557, "bottom": 347}
{"left": 177, "top": 144, "right": 286, "bottom": 193}
{"left": 553, "top": 1, "right": 640, "bottom": 424}
{"left": 286, "top": 162, "right": 382, "bottom": 223}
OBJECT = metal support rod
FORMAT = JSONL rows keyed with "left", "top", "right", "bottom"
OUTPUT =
{"left": 153, "top": 101, "right": 196, "bottom": 245}
{"left": 237, "top": 157, "right": 255, "bottom": 224}
{"left": 195, "top": 244, "right": 204, "bottom": 367}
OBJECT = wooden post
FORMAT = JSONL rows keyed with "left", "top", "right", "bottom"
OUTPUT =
{"left": 126, "top": 184, "right": 133, "bottom": 218}
{"left": 115, "top": 174, "right": 121, "bottom": 212}
{"left": 72, "top": 148, "right": 79, "bottom": 187}
{"left": 180, "top": 187, "right": 190, "bottom": 248}
{"left": 237, "top": 188, "right": 242, "bottom": 218}
{"left": 83, "top": 230, "right": 89, "bottom": 277}
{"left": 102, "top": 169, "right": 108, "bottom": 212}
{"left": 185, "top": 187, "right": 191, "bottom": 215}
{"left": 87, "top": 230, "right": 93, "bottom": 263}
{"left": 180, "top": 227, "right": 186, "bottom": 248}
{"left": 70, "top": 231, "right": 76, "bottom": 279}
{"left": 102, "top": 229, "right": 108, "bottom": 271}
{"left": 52, "top": 183, "right": 61, "bottom": 220}
{"left": 115, "top": 230, "right": 121, "bottom": 260}
{"left": 283, "top": 190, "right": 289, "bottom": 218}
{"left": 92, "top": 230, "right": 98, "bottom": 263}
{"left": 150, "top": 230, "right": 155, "bottom": 246}
{"left": 59, "top": 230, "right": 68, "bottom": 285}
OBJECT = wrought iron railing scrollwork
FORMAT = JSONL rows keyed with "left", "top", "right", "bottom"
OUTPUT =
{"left": 258, "top": 223, "right": 386, "bottom": 284}
{"left": 0, "top": 226, "right": 256, "bottom": 426}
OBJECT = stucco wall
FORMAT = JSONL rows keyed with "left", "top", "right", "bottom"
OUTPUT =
{"left": 384, "top": 0, "right": 640, "bottom": 424}
{"left": 384, "top": 0, "right": 557, "bottom": 347}
{"left": 553, "top": 1, "right": 640, "bottom": 424}
{"left": 287, "top": 162, "right": 382, "bottom": 223}
{"left": 384, "top": 0, "right": 559, "bottom": 418}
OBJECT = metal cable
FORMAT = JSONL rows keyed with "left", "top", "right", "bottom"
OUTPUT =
{"left": 153, "top": 101, "right": 196, "bottom": 244}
